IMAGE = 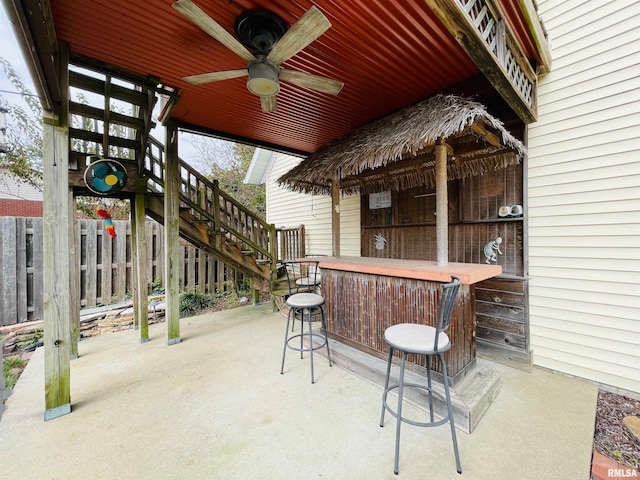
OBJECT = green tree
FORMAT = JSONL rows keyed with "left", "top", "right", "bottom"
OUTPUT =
{"left": 184, "top": 133, "right": 266, "bottom": 218}
{"left": 0, "top": 57, "right": 43, "bottom": 189}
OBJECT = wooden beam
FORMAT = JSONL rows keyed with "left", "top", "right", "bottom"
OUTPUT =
{"left": 471, "top": 123, "right": 501, "bottom": 147}
{"left": 435, "top": 139, "right": 448, "bottom": 266}
{"left": 331, "top": 174, "right": 340, "bottom": 257}
{"left": 132, "top": 193, "right": 149, "bottom": 342}
{"left": 42, "top": 44, "right": 71, "bottom": 420}
{"left": 68, "top": 191, "right": 79, "bottom": 359}
{"left": 425, "top": 0, "right": 537, "bottom": 123}
{"left": 2, "top": 0, "right": 61, "bottom": 110}
{"left": 518, "top": 0, "right": 552, "bottom": 74}
{"left": 164, "top": 119, "right": 181, "bottom": 345}
{"left": 68, "top": 70, "right": 150, "bottom": 106}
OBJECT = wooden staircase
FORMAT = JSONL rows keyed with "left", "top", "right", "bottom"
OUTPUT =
{"left": 64, "top": 66, "right": 303, "bottom": 297}
{"left": 143, "top": 137, "right": 276, "bottom": 292}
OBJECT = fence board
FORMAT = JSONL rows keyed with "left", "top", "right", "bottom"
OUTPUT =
{"left": 0, "top": 217, "right": 253, "bottom": 326}
{"left": 16, "top": 218, "right": 28, "bottom": 323}
{"left": 102, "top": 223, "right": 112, "bottom": 305}
{"left": 31, "top": 218, "right": 43, "bottom": 320}
{"left": 113, "top": 220, "right": 128, "bottom": 303}
{"left": 1, "top": 218, "right": 17, "bottom": 325}
{"left": 85, "top": 220, "right": 98, "bottom": 307}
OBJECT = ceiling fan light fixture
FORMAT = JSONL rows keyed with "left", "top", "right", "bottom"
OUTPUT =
{"left": 247, "top": 60, "right": 280, "bottom": 96}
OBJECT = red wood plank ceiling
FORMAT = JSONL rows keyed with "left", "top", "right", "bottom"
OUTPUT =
{"left": 48, "top": 0, "right": 542, "bottom": 155}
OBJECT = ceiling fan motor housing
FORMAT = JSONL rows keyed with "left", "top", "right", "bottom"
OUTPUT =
{"left": 234, "top": 9, "right": 288, "bottom": 54}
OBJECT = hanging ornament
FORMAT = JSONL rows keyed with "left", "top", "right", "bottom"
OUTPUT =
{"left": 97, "top": 202, "right": 117, "bottom": 237}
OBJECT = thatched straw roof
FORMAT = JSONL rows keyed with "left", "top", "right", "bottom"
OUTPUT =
{"left": 278, "top": 94, "right": 526, "bottom": 195}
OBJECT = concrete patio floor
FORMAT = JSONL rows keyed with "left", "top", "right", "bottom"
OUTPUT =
{"left": 0, "top": 303, "right": 598, "bottom": 479}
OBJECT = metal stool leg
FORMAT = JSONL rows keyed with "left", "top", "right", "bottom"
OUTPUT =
{"left": 280, "top": 308, "right": 293, "bottom": 374}
{"left": 426, "top": 355, "right": 434, "bottom": 423}
{"left": 308, "top": 307, "right": 315, "bottom": 383}
{"left": 299, "top": 307, "right": 305, "bottom": 359}
{"left": 440, "top": 353, "right": 462, "bottom": 474}
{"left": 380, "top": 348, "right": 394, "bottom": 426}
{"left": 393, "top": 353, "right": 407, "bottom": 475}
{"left": 320, "top": 307, "right": 333, "bottom": 367}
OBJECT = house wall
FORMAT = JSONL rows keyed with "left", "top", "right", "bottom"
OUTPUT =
{"left": 528, "top": 0, "right": 640, "bottom": 394}
{"left": 0, "top": 170, "right": 43, "bottom": 217}
{"left": 265, "top": 152, "right": 360, "bottom": 256}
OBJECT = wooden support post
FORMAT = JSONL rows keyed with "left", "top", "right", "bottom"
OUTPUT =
{"left": 131, "top": 219, "right": 139, "bottom": 331}
{"left": 435, "top": 139, "right": 448, "bottom": 266}
{"left": 132, "top": 193, "right": 149, "bottom": 342}
{"left": 68, "top": 191, "right": 79, "bottom": 359}
{"left": 164, "top": 118, "right": 181, "bottom": 345}
{"left": 43, "top": 44, "right": 71, "bottom": 421}
{"left": 43, "top": 117, "right": 72, "bottom": 419}
{"left": 331, "top": 174, "right": 340, "bottom": 257}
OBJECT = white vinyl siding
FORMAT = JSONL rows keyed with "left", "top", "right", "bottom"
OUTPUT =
{"left": 265, "top": 153, "right": 360, "bottom": 256}
{"left": 0, "top": 170, "right": 43, "bottom": 201}
{"left": 528, "top": 0, "right": 640, "bottom": 393}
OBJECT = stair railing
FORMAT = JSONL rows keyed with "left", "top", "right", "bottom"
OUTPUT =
{"left": 144, "top": 136, "right": 277, "bottom": 279}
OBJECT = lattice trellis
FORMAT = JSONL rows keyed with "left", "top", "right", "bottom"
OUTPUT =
{"left": 505, "top": 48, "right": 533, "bottom": 107}
{"left": 457, "top": 0, "right": 534, "bottom": 108}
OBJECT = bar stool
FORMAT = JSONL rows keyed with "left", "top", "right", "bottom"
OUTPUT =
{"left": 280, "top": 260, "right": 332, "bottom": 383}
{"left": 379, "top": 276, "right": 462, "bottom": 475}
{"left": 285, "top": 260, "right": 322, "bottom": 331}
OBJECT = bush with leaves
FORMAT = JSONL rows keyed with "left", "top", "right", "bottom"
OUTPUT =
{"left": 0, "top": 57, "right": 43, "bottom": 190}
{"left": 178, "top": 291, "right": 215, "bottom": 318}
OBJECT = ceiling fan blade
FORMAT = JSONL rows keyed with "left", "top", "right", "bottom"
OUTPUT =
{"left": 280, "top": 69, "right": 344, "bottom": 95}
{"left": 183, "top": 69, "right": 248, "bottom": 85}
{"left": 173, "top": 0, "right": 255, "bottom": 63}
{"left": 266, "top": 6, "right": 331, "bottom": 66}
{"left": 261, "top": 96, "right": 278, "bottom": 113}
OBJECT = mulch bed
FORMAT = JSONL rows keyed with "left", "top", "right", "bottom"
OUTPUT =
{"left": 593, "top": 390, "right": 640, "bottom": 469}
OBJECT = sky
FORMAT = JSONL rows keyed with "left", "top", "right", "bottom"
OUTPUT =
{"left": 0, "top": 4, "right": 36, "bottom": 103}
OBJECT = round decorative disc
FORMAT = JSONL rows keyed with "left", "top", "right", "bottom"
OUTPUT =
{"left": 84, "top": 158, "right": 128, "bottom": 195}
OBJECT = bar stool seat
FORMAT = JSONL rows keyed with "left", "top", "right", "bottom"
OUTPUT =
{"left": 295, "top": 276, "right": 321, "bottom": 289}
{"left": 384, "top": 323, "right": 451, "bottom": 354}
{"left": 280, "top": 261, "right": 332, "bottom": 384}
{"left": 380, "top": 276, "right": 462, "bottom": 475}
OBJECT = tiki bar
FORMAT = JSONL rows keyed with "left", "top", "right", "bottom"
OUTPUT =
{"left": 280, "top": 94, "right": 527, "bottom": 429}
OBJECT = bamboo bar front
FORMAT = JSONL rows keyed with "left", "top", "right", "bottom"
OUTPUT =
{"left": 316, "top": 256, "right": 501, "bottom": 381}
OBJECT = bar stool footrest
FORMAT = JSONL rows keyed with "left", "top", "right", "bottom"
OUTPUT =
{"left": 285, "top": 332, "right": 329, "bottom": 353}
{"left": 381, "top": 383, "right": 450, "bottom": 428}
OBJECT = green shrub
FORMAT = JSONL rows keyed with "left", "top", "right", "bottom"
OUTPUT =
{"left": 3, "top": 357, "right": 27, "bottom": 390}
{"left": 179, "top": 291, "right": 214, "bottom": 318}
{"left": 151, "top": 278, "right": 164, "bottom": 295}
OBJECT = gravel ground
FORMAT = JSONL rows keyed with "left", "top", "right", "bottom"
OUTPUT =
{"left": 593, "top": 390, "right": 640, "bottom": 469}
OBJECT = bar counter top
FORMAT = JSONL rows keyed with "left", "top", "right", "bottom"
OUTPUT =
{"left": 309, "top": 256, "right": 501, "bottom": 284}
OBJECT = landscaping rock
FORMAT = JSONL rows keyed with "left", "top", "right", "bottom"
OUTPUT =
{"left": 623, "top": 415, "right": 640, "bottom": 443}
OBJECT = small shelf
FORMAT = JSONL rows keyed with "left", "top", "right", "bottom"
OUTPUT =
{"left": 495, "top": 274, "right": 528, "bottom": 281}
{"left": 460, "top": 217, "right": 523, "bottom": 224}
{"left": 362, "top": 223, "right": 435, "bottom": 229}
{"left": 363, "top": 218, "right": 523, "bottom": 229}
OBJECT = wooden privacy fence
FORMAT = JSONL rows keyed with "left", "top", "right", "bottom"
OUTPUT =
{"left": 0, "top": 217, "right": 244, "bottom": 326}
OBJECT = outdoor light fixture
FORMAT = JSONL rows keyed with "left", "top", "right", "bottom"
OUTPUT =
{"left": 0, "top": 106, "right": 8, "bottom": 153}
{"left": 246, "top": 60, "right": 280, "bottom": 97}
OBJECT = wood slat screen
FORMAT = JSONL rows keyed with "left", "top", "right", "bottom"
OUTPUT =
{"left": 322, "top": 269, "right": 474, "bottom": 380}
{"left": 0, "top": 217, "right": 243, "bottom": 326}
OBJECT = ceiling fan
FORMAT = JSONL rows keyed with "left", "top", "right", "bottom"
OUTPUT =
{"left": 172, "top": 0, "right": 344, "bottom": 113}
